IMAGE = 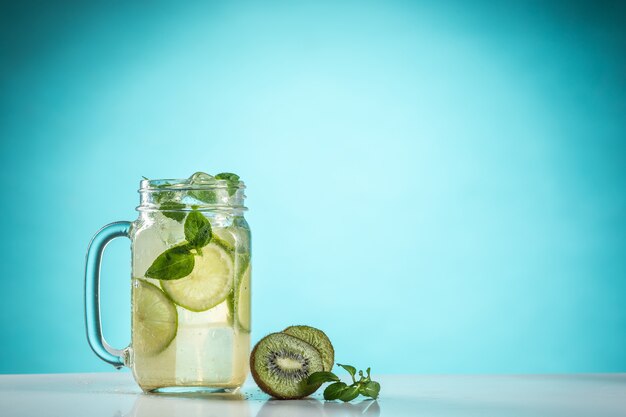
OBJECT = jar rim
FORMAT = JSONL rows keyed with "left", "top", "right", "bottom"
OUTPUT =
{"left": 137, "top": 178, "right": 247, "bottom": 212}
{"left": 139, "top": 178, "right": 246, "bottom": 191}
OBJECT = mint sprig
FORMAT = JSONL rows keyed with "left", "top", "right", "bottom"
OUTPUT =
{"left": 145, "top": 210, "right": 212, "bottom": 280}
{"left": 307, "top": 365, "right": 380, "bottom": 402}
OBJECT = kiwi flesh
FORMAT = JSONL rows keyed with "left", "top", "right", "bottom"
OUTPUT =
{"left": 250, "top": 332, "right": 324, "bottom": 399}
{"left": 282, "top": 325, "right": 335, "bottom": 372}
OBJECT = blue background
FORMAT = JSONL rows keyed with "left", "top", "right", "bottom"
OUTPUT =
{"left": 1, "top": 0, "right": 625, "bottom": 374}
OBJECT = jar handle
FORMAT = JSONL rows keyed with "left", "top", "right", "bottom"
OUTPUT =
{"left": 84, "top": 221, "right": 132, "bottom": 368}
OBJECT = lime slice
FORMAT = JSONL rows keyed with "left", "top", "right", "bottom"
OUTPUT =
{"left": 161, "top": 243, "right": 234, "bottom": 312}
{"left": 236, "top": 265, "right": 251, "bottom": 332}
{"left": 132, "top": 279, "right": 178, "bottom": 356}
{"left": 213, "top": 226, "right": 250, "bottom": 254}
{"left": 212, "top": 228, "right": 236, "bottom": 253}
{"left": 213, "top": 234, "right": 235, "bottom": 254}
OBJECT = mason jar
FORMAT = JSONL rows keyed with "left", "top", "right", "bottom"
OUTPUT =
{"left": 85, "top": 177, "right": 251, "bottom": 392}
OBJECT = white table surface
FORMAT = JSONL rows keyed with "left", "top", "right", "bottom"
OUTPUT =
{"left": 0, "top": 373, "right": 624, "bottom": 417}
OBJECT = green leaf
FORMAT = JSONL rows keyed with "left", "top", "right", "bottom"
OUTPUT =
{"left": 184, "top": 211, "right": 212, "bottom": 248}
{"left": 337, "top": 364, "right": 357, "bottom": 379}
{"left": 215, "top": 172, "right": 236, "bottom": 179}
{"left": 152, "top": 182, "right": 176, "bottom": 204}
{"left": 189, "top": 189, "right": 217, "bottom": 204}
{"left": 145, "top": 246, "right": 195, "bottom": 280}
{"left": 307, "top": 371, "right": 340, "bottom": 386}
{"left": 159, "top": 202, "right": 186, "bottom": 222}
{"left": 360, "top": 381, "right": 380, "bottom": 399}
{"left": 338, "top": 385, "right": 360, "bottom": 402}
{"left": 215, "top": 172, "right": 240, "bottom": 181}
{"left": 323, "top": 382, "right": 348, "bottom": 401}
{"left": 215, "top": 172, "right": 240, "bottom": 196}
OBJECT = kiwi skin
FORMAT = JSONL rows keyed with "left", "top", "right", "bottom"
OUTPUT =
{"left": 283, "top": 325, "right": 335, "bottom": 372}
{"left": 250, "top": 333, "right": 324, "bottom": 400}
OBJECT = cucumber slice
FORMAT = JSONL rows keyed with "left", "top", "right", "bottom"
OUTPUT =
{"left": 132, "top": 279, "right": 178, "bottom": 355}
{"left": 161, "top": 243, "right": 234, "bottom": 312}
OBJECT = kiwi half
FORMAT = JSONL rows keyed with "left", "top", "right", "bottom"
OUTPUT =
{"left": 250, "top": 333, "right": 324, "bottom": 399}
{"left": 282, "top": 325, "right": 335, "bottom": 372}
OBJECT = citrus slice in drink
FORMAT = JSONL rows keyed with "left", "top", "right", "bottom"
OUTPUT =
{"left": 132, "top": 279, "right": 178, "bottom": 356}
{"left": 212, "top": 228, "right": 236, "bottom": 253}
{"left": 213, "top": 225, "right": 250, "bottom": 253}
{"left": 236, "top": 265, "right": 251, "bottom": 332}
{"left": 161, "top": 243, "right": 234, "bottom": 312}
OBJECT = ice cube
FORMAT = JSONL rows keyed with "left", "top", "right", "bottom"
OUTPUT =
{"left": 188, "top": 172, "right": 215, "bottom": 184}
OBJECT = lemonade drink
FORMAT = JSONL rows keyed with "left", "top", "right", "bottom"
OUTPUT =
{"left": 129, "top": 174, "right": 250, "bottom": 392}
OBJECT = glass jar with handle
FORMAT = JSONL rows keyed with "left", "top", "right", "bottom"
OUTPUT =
{"left": 85, "top": 174, "right": 251, "bottom": 392}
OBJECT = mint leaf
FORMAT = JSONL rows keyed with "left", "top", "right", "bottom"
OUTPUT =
{"left": 307, "top": 372, "right": 340, "bottom": 386}
{"left": 145, "top": 246, "right": 194, "bottom": 280}
{"left": 188, "top": 172, "right": 218, "bottom": 203}
{"left": 360, "top": 381, "right": 380, "bottom": 399}
{"left": 338, "top": 385, "right": 360, "bottom": 402}
{"left": 215, "top": 172, "right": 240, "bottom": 196}
{"left": 215, "top": 172, "right": 239, "bottom": 180}
{"left": 189, "top": 189, "right": 217, "bottom": 204}
{"left": 153, "top": 182, "right": 176, "bottom": 204}
{"left": 313, "top": 364, "right": 381, "bottom": 402}
{"left": 160, "top": 202, "right": 186, "bottom": 222}
{"left": 337, "top": 364, "right": 357, "bottom": 381}
{"left": 184, "top": 211, "right": 212, "bottom": 248}
{"left": 323, "top": 382, "right": 348, "bottom": 401}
